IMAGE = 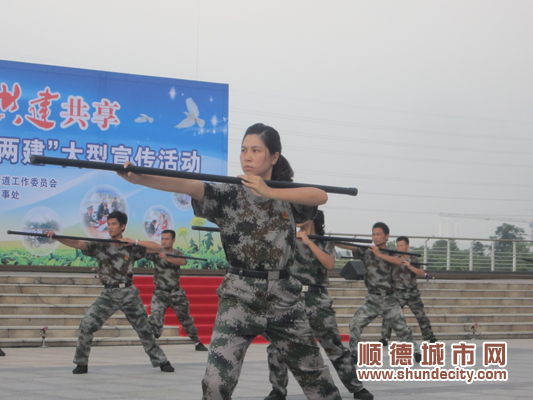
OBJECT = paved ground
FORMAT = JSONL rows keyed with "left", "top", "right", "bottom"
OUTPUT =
{"left": 0, "top": 339, "right": 531, "bottom": 399}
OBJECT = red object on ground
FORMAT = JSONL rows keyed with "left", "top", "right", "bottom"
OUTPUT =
{"left": 133, "top": 275, "right": 271, "bottom": 344}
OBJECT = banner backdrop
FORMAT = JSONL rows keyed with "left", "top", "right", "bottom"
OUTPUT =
{"left": 0, "top": 60, "right": 228, "bottom": 269}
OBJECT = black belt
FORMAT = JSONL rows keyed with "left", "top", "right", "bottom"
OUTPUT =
{"left": 104, "top": 282, "right": 132, "bottom": 289}
{"left": 396, "top": 288, "right": 416, "bottom": 293}
{"left": 368, "top": 290, "right": 393, "bottom": 297}
{"left": 227, "top": 266, "right": 290, "bottom": 280}
{"left": 155, "top": 287, "right": 175, "bottom": 293}
{"left": 302, "top": 285, "right": 328, "bottom": 294}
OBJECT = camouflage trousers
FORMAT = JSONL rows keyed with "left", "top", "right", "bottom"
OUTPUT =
{"left": 202, "top": 274, "right": 342, "bottom": 400}
{"left": 349, "top": 293, "right": 420, "bottom": 356}
{"left": 73, "top": 286, "right": 168, "bottom": 367}
{"left": 381, "top": 289, "right": 435, "bottom": 341}
{"left": 149, "top": 287, "right": 200, "bottom": 342}
{"left": 267, "top": 291, "right": 363, "bottom": 396}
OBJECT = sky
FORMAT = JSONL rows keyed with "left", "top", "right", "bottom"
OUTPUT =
{"left": 1, "top": 0, "right": 532, "bottom": 247}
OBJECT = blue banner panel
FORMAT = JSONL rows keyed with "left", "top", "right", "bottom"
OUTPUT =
{"left": 0, "top": 60, "right": 228, "bottom": 269}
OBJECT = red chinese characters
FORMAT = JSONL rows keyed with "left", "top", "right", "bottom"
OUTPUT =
{"left": 60, "top": 95, "right": 90, "bottom": 129}
{"left": 358, "top": 342, "right": 383, "bottom": 367}
{"left": 25, "top": 86, "right": 61, "bottom": 130}
{"left": 420, "top": 342, "right": 446, "bottom": 367}
{"left": 388, "top": 342, "right": 414, "bottom": 367}
{"left": 0, "top": 82, "right": 21, "bottom": 113}
{"left": 451, "top": 342, "right": 476, "bottom": 367}
{"left": 483, "top": 342, "right": 507, "bottom": 367}
{"left": 91, "top": 98, "right": 120, "bottom": 130}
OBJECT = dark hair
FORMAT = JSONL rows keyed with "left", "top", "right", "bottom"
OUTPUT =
{"left": 396, "top": 236, "right": 409, "bottom": 245}
{"left": 372, "top": 222, "right": 389, "bottom": 236}
{"left": 243, "top": 123, "right": 294, "bottom": 182}
{"left": 162, "top": 229, "right": 176, "bottom": 239}
{"left": 313, "top": 210, "right": 325, "bottom": 236}
{"left": 108, "top": 211, "right": 128, "bottom": 227}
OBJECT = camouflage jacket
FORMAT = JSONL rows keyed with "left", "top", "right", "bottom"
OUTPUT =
{"left": 82, "top": 242, "right": 147, "bottom": 285}
{"left": 291, "top": 239, "right": 336, "bottom": 286}
{"left": 192, "top": 183, "right": 316, "bottom": 271}
{"left": 352, "top": 247, "right": 393, "bottom": 293}
{"left": 145, "top": 248, "right": 183, "bottom": 290}
{"left": 391, "top": 255, "right": 419, "bottom": 290}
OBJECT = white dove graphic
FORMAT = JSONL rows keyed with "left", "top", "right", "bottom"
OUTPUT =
{"left": 135, "top": 114, "right": 153, "bottom": 123}
{"left": 175, "top": 98, "right": 205, "bottom": 129}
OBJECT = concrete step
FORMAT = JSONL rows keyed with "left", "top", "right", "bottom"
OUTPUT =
{"left": 0, "top": 335, "right": 191, "bottom": 348}
{"left": 329, "top": 288, "right": 533, "bottom": 298}
{"left": 331, "top": 297, "right": 533, "bottom": 306}
{"left": 335, "top": 313, "right": 533, "bottom": 325}
{"left": 0, "top": 325, "right": 180, "bottom": 339}
{"left": 0, "top": 314, "right": 131, "bottom": 326}
{"left": 337, "top": 321, "right": 533, "bottom": 335}
{"left": 0, "top": 304, "right": 121, "bottom": 315}
{"left": 333, "top": 304, "right": 533, "bottom": 314}
{"left": 357, "top": 330, "right": 533, "bottom": 341}
{"left": 0, "top": 283, "right": 103, "bottom": 295}
{"left": 328, "top": 280, "right": 533, "bottom": 291}
{"left": 0, "top": 293, "right": 102, "bottom": 305}
{"left": 0, "top": 275, "right": 100, "bottom": 285}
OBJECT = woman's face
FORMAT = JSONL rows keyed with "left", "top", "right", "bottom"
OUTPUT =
{"left": 240, "top": 134, "right": 279, "bottom": 180}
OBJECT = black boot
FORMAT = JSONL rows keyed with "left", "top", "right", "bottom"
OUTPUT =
{"left": 160, "top": 361, "right": 175, "bottom": 372}
{"left": 264, "top": 388, "right": 286, "bottom": 400}
{"left": 72, "top": 364, "right": 88, "bottom": 374}
{"left": 0, "top": 348, "right": 5, "bottom": 357}
{"left": 195, "top": 342, "right": 208, "bottom": 351}
{"left": 354, "top": 387, "right": 374, "bottom": 400}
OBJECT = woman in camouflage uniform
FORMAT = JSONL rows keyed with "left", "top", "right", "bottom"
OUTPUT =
{"left": 119, "top": 123, "right": 342, "bottom": 400}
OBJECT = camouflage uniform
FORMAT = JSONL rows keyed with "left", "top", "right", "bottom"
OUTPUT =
{"left": 146, "top": 249, "right": 200, "bottom": 342}
{"left": 381, "top": 256, "right": 436, "bottom": 341}
{"left": 74, "top": 242, "right": 168, "bottom": 367}
{"left": 192, "top": 183, "right": 342, "bottom": 400}
{"left": 350, "top": 248, "right": 419, "bottom": 356}
{"left": 267, "top": 239, "right": 365, "bottom": 396}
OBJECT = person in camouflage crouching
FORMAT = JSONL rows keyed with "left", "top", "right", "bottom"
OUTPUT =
{"left": 146, "top": 229, "right": 208, "bottom": 351}
{"left": 118, "top": 123, "right": 343, "bottom": 400}
{"left": 46, "top": 211, "right": 174, "bottom": 374}
{"left": 265, "top": 210, "right": 373, "bottom": 400}
{"left": 380, "top": 236, "right": 437, "bottom": 346}
{"left": 337, "top": 222, "right": 421, "bottom": 363}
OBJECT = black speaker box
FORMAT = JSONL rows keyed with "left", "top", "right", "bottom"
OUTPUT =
{"left": 340, "top": 260, "right": 365, "bottom": 280}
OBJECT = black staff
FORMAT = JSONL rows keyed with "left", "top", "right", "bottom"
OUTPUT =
{"left": 521, "top": 258, "right": 533, "bottom": 263}
{"left": 30, "top": 155, "right": 358, "bottom": 196}
{"left": 339, "top": 255, "right": 427, "bottom": 266}
{"left": 334, "top": 241, "right": 422, "bottom": 257}
{"left": 8, "top": 231, "right": 207, "bottom": 262}
{"left": 162, "top": 252, "right": 207, "bottom": 262}
{"left": 190, "top": 226, "right": 373, "bottom": 244}
{"left": 8, "top": 230, "right": 124, "bottom": 243}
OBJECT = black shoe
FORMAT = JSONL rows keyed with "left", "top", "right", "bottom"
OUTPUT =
{"left": 160, "top": 361, "right": 175, "bottom": 372}
{"left": 72, "top": 364, "right": 88, "bottom": 374}
{"left": 414, "top": 352, "right": 422, "bottom": 363}
{"left": 354, "top": 387, "right": 374, "bottom": 400}
{"left": 195, "top": 342, "right": 208, "bottom": 351}
{"left": 264, "top": 389, "right": 286, "bottom": 400}
{"left": 0, "top": 348, "right": 5, "bottom": 356}
{"left": 429, "top": 337, "right": 438, "bottom": 343}
{"left": 379, "top": 338, "right": 388, "bottom": 347}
